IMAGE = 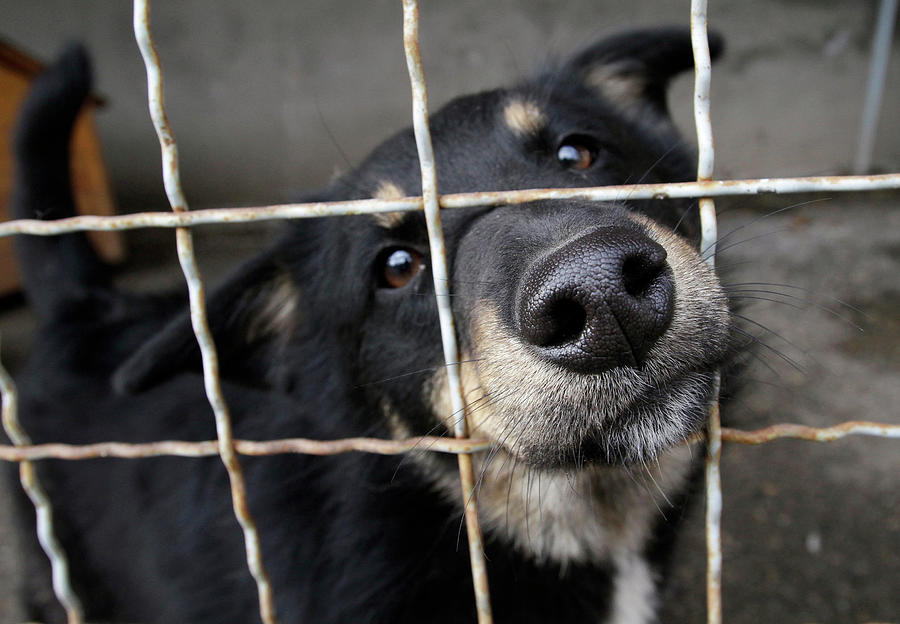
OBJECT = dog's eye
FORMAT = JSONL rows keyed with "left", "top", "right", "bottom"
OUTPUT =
{"left": 557, "top": 136, "right": 597, "bottom": 170}
{"left": 380, "top": 248, "right": 425, "bottom": 288}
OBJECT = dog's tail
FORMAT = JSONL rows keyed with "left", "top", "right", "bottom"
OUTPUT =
{"left": 12, "top": 43, "right": 110, "bottom": 321}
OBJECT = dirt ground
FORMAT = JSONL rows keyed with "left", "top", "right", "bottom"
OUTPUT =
{"left": 0, "top": 1, "right": 898, "bottom": 622}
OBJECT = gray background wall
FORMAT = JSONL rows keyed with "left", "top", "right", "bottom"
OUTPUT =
{"left": 1, "top": 1, "right": 899, "bottom": 623}
{"left": 3, "top": 0, "right": 898, "bottom": 211}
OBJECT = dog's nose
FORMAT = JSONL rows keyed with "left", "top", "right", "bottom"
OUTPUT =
{"left": 517, "top": 226, "right": 675, "bottom": 373}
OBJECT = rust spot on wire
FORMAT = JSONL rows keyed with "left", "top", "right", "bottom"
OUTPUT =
{"left": 133, "top": 3, "right": 277, "bottom": 622}
{"left": 401, "top": 1, "right": 493, "bottom": 622}
{"left": 0, "top": 340, "right": 84, "bottom": 623}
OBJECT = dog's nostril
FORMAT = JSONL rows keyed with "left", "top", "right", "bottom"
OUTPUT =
{"left": 536, "top": 298, "right": 587, "bottom": 347}
{"left": 621, "top": 250, "right": 667, "bottom": 298}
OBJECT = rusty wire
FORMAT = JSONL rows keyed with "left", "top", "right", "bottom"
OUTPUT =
{"left": 0, "top": 435, "right": 493, "bottom": 462}
{"left": 2, "top": 173, "right": 900, "bottom": 240}
{"left": 0, "top": 341, "right": 84, "bottom": 624}
{"left": 401, "top": 1, "right": 493, "bottom": 621}
{"left": 2, "top": 420, "right": 898, "bottom": 463}
{"left": 0, "top": 1, "right": 897, "bottom": 623}
{"left": 689, "top": 1, "right": 725, "bottom": 622}
{"left": 721, "top": 421, "right": 900, "bottom": 444}
{"left": 133, "top": 2, "right": 277, "bottom": 622}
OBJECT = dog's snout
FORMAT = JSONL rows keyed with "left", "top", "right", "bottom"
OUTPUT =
{"left": 517, "top": 226, "right": 675, "bottom": 373}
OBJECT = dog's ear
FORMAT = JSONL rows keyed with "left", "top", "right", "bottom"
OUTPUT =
{"left": 565, "top": 27, "right": 724, "bottom": 116}
{"left": 111, "top": 242, "right": 303, "bottom": 394}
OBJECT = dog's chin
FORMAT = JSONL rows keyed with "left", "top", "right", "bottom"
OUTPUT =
{"left": 492, "top": 371, "right": 714, "bottom": 471}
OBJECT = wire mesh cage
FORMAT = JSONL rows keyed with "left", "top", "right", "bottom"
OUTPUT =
{"left": 0, "top": 1, "right": 899, "bottom": 623}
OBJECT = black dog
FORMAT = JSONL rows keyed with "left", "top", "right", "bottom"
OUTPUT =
{"left": 11, "top": 28, "right": 731, "bottom": 623}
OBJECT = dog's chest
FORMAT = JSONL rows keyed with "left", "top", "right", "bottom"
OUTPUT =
{"left": 470, "top": 446, "right": 692, "bottom": 564}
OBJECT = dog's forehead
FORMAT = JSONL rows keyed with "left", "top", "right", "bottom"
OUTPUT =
{"left": 429, "top": 81, "right": 598, "bottom": 140}
{"left": 351, "top": 65, "right": 691, "bottom": 235}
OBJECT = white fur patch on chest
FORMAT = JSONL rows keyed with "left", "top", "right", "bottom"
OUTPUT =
{"left": 609, "top": 551, "right": 658, "bottom": 624}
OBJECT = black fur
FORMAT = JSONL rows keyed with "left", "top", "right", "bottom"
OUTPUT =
{"left": 11, "top": 29, "right": 731, "bottom": 623}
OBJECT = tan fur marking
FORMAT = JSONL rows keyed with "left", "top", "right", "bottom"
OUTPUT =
{"left": 585, "top": 63, "right": 648, "bottom": 110}
{"left": 246, "top": 273, "right": 301, "bottom": 342}
{"left": 371, "top": 181, "right": 407, "bottom": 229}
{"left": 503, "top": 99, "right": 546, "bottom": 136}
{"left": 381, "top": 397, "right": 414, "bottom": 441}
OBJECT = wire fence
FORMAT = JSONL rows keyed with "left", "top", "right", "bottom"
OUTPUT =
{"left": 0, "top": 1, "right": 898, "bottom": 623}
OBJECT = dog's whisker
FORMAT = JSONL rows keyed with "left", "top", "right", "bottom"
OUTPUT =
{"left": 637, "top": 143, "right": 681, "bottom": 186}
{"left": 624, "top": 463, "right": 666, "bottom": 518}
{"left": 355, "top": 358, "right": 485, "bottom": 388}
{"left": 647, "top": 457, "right": 674, "bottom": 508}
{"left": 725, "top": 282, "right": 868, "bottom": 321}
{"left": 732, "top": 312, "right": 810, "bottom": 355}
{"left": 435, "top": 277, "right": 503, "bottom": 286}
{"left": 710, "top": 258, "right": 759, "bottom": 271}
{"left": 727, "top": 289, "right": 864, "bottom": 331}
{"left": 456, "top": 407, "right": 536, "bottom": 551}
{"left": 388, "top": 386, "right": 505, "bottom": 484}
{"left": 671, "top": 199, "right": 699, "bottom": 233}
{"left": 702, "top": 227, "right": 794, "bottom": 261}
{"left": 733, "top": 326, "right": 806, "bottom": 373}
{"left": 740, "top": 374, "right": 807, "bottom": 393}
{"left": 733, "top": 337, "right": 786, "bottom": 379}
{"left": 727, "top": 293, "right": 809, "bottom": 312}
{"left": 313, "top": 97, "right": 356, "bottom": 174}
{"left": 505, "top": 455, "right": 522, "bottom": 534}
{"left": 714, "top": 197, "right": 832, "bottom": 248}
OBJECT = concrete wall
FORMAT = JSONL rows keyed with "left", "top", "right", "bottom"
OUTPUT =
{"left": 2, "top": 0, "right": 897, "bottom": 212}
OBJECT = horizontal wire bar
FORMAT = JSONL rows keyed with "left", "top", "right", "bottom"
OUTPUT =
{"left": 720, "top": 420, "right": 900, "bottom": 443}
{"left": 1, "top": 421, "right": 895, "bottom": 463}
{"left": 0, "top": 435, "right": 493, "bottom": 462}
{"left": 1, "top": 173, "right": 899, "bottom": 238}
{"left": 683, "top": 420, "right": 900, "bottom": 447}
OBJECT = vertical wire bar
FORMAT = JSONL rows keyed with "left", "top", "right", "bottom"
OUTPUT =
{"left": 401, "top": 1, "right": 493, "bottom": 622}
{"left": 854, "top": 0, "right": 898, "bottom": 174}
{"left": 690, "top": 2, "right": 723, "bottom": 624}
{"left": 0, "top": 339, "right": 84, "bottom": 624}
{"left": 702, "top": 373, "right": 723, "bottom": 624}
{"left": 133, "top": 3, "right": 278, "bottom": 622}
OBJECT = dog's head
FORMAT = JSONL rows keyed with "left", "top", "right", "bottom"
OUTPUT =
{"left": 115, "top": 27, "right": 730, "bottom": 469}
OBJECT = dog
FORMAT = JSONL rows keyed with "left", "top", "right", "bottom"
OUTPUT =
{"left": 10, "top": 27, "right": 731, "bottom": 623}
